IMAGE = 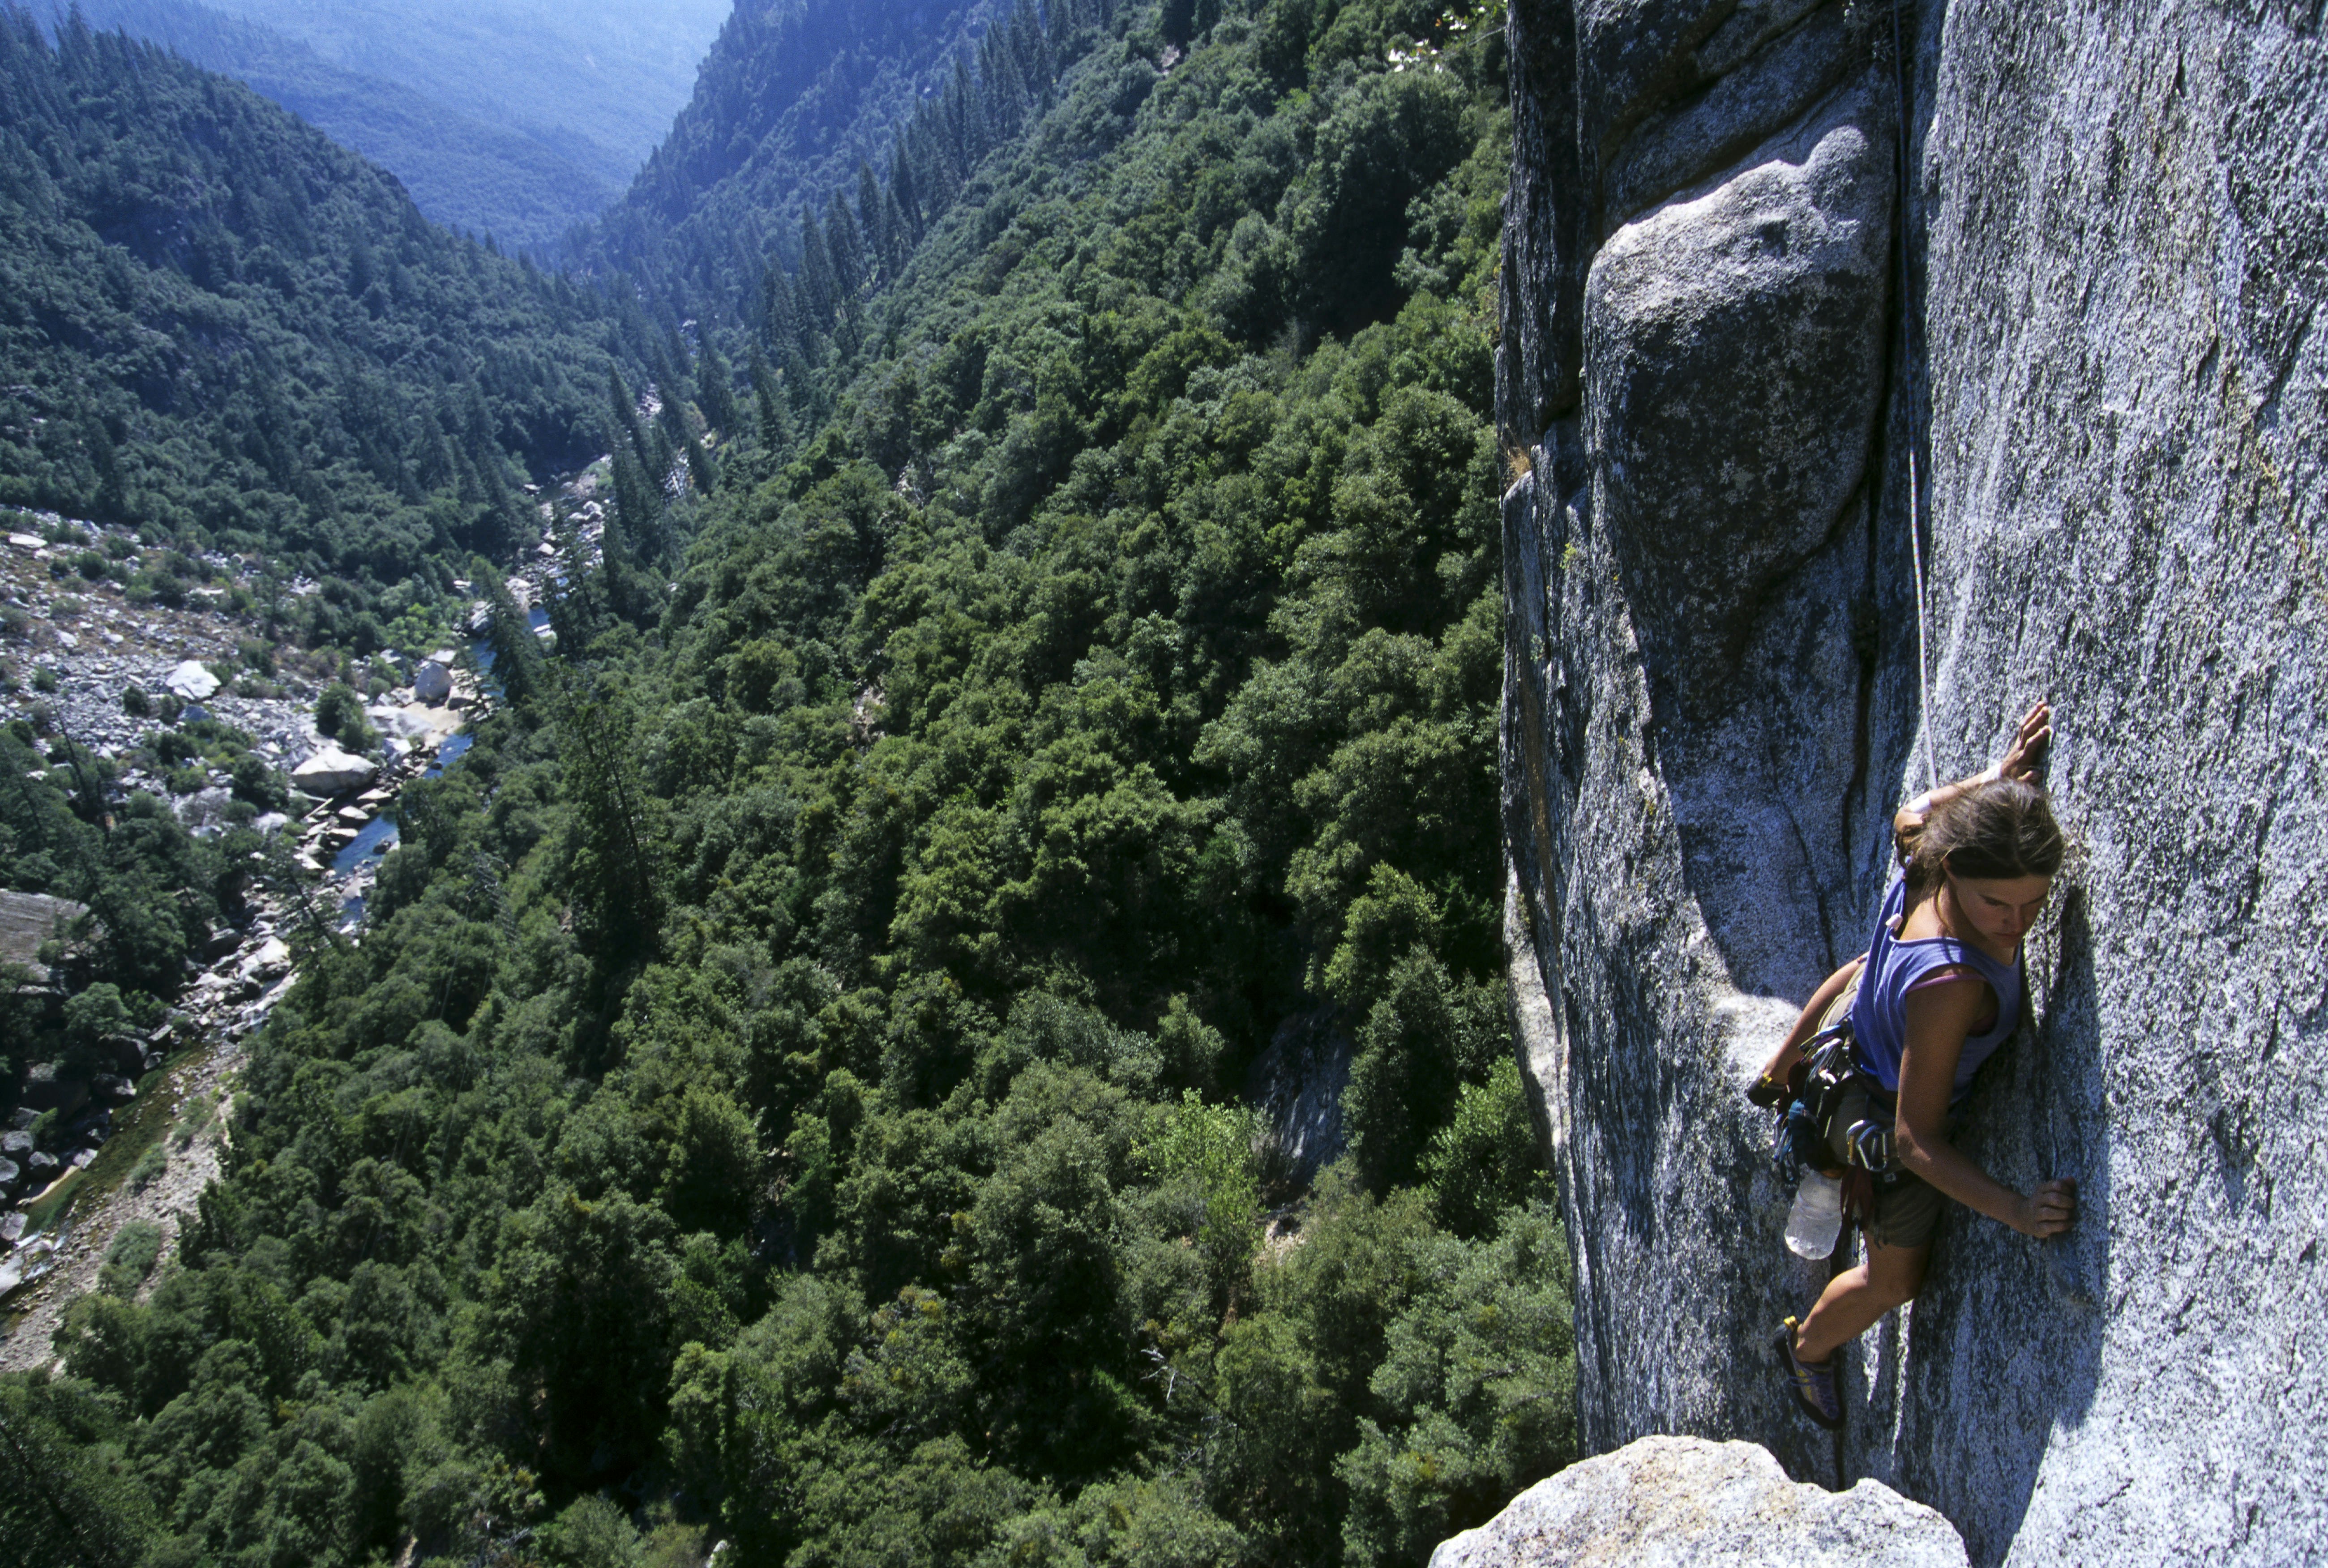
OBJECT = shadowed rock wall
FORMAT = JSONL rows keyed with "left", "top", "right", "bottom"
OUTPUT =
{"left": 1495, "top": 2, "right": 2326, "bottom": 1563}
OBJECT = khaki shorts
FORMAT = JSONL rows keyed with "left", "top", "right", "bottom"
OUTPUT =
{"left": 1817, "top": 978, "right": 1944, "bottom": 1252}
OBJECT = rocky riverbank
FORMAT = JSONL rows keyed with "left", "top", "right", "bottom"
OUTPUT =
{"left": 0, "top": 674, "right": 485, "bottom": 1363}
{"left": 0, "top": 1024, "right": 243, "bottom": 1372}
{"left": 0, "top": 453, "right": 608, "bottom": 1364}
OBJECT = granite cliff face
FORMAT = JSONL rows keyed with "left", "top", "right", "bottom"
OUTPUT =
{"left": 1494, "top": 2, "right": 2325, "bottom": 1564}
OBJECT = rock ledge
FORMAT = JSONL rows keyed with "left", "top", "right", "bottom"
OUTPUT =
{"left": 1429, "top": 1436, "right": 1966, "bottom": 1568}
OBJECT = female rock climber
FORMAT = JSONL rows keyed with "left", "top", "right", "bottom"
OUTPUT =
{"left": 1751, "top": 700, "right": 2077, "bottom": 1429}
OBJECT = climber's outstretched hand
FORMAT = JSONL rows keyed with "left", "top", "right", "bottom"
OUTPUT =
{"left": 1995, "top": 699, "right": 2051, "bottom": 784}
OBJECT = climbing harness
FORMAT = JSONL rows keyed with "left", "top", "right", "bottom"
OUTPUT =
{"left": 1765, "top": 998, "right": 1911, "bottom": 1243}
{"left": 1767, "top": 1019, "right": 1895, "bottom": 1185}
{"left": 1891, "top": 0, "right": 1940, "bottom": 795}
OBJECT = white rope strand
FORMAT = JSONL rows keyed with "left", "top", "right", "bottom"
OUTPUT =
{"left": 1891, "top": 0, "right": 1939, "bottom": 794}
{"left": 1906, "top": 447, "right": 1939, "bottom": 793}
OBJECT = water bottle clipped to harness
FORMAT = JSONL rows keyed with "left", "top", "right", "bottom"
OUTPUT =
{"left": 1753, "top": 1004, "right": 1901, "bottom": 1259}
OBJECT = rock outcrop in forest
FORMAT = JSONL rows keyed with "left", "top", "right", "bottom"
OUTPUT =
{"left": 1494, "top": 1, "right": 2324, "bottom": 1563}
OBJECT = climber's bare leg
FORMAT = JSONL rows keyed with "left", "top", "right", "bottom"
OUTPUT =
{"left": 1793, "top": 1237, "right": 1928, "bottom": 1363}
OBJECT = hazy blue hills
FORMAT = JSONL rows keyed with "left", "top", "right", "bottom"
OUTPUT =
{"left": 55, "top": 0, "right": 728, "bottom": 252}
{"left": 57, "top": 0, "right": 612, "bottom": 250}
{"left": 208, "top": 0, "right": 728, "bottom": 177}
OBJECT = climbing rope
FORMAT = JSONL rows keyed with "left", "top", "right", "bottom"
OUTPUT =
{"left": 1890, "top": 0, "right": 1940, "bottom": 794}
{"left": 1905, "top": 451, "right": 1939, "bottom": 794}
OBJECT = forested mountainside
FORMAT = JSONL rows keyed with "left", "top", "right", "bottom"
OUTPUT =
{"left": 579, "top": 0, "right": 1006, "bottom": 316}
{"left": 0, "top": 9, "right": 642, "bottom": 573}
{"left": 3, "top": 4, "right": 1577, "bottom": 1567}
{"left": 58, "top": 0, "right": 621, "bottom": 249}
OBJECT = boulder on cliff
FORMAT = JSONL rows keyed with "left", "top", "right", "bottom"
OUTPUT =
{"left": 17, "top": 1065, "right": 88, "bottom": 1116}
{"left": 1429, "top": 1436, "right": 1967, "bottom": 1568}
{"left": 1243, "top": 1008, "right": 1353, "bottom": 1186}
{"left": 291, "top": 747, "right": 377, "bottom": 796}
{"left": 0, "top": 890, "right": 88, "bottom": 984}
{"left": 163, "top": 659, "right": 221, "bottom": 700}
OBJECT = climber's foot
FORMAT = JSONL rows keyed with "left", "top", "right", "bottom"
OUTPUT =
{"left": 1772, "top": 1316, "right": 1844, "bottom": 1430}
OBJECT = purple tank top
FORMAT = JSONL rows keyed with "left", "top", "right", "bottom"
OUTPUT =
{"left": 1849, "top": 871, "right": 2023, "bottom": 1102}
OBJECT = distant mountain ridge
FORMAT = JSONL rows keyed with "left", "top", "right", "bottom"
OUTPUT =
{"left": 578, "top": 0, "right": 1008, "bottom": 316}
{"left": 206, "top": 0, "right": 728, "bottom": 176}
{"left": 56, "top": 0, "right": 731, "bottom": 254}
{"left": 58, "top": 0, "right": 618, "bottom": 250}
{"left": 0, "top": 9, "right": 637, "bottom": 571}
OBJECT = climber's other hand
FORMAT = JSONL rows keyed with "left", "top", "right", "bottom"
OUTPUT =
{"left": 2014, "top": 1177, "right": 2077, "bottom": 1238}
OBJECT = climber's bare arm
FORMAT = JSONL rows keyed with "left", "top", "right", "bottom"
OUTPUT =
{"left": 1893, "top": 700, "right": 2052, "bottom": 859}
{"left": 1893, "top": 978, "right": 2076, "bottom": 1237}
{"left": 1749, "top": 955, "right": 1866, "bottom": 1106}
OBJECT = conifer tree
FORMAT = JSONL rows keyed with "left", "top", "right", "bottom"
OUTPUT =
{"left": 798, "top": 210, "right": 838, "bottom": 328}
{"left": 857, "top": 160, "right": 894, "bottom": 278}
{"left": 684, "top": 434, "right": 718, "bottom": 496}
{"left": 473, "top": 560, "right": 542, "bottom": 707}
{"left": 908, "top": 113, "right": 948, "bottom": 218}
{"left": 608, "top": 367, "right": 648, "bottom": 471}
{"left": 697, "top": 340, "right": 742, "bottom": 437}
{"left": 610, "top": 449, "right": 660, "bottom": 564}
{"left": 947, "top": 57, "right": 978, "bottom": 172}
{"left": 560, "top": 688, "right": 663, "bottom": 965}
{"left": 763, "top": 265, "right": 808, "bottom": 361}
{"left": 82, "top": 412, "right": 126, "bottom": 521}
{"left": 749, "top": 349, "right": 788, "bottom": 447}
{"left": 890, "top": 140, "right": 923, "bottom": 241}
{"left": 825, "top": 191, "right": 868, "bottom": 300}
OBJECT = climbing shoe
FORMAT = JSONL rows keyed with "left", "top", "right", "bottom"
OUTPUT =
{"left": 1772, "top": 1316, "right": 1844, "bottom": 1430}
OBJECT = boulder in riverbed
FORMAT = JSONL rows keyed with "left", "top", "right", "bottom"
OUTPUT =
{"left": 291, "top": 747, "right": 377, "bottom": 795}
{"left": 413, "top": 658, "right": 454, "bottom": 703}
{"left": 241, "top": 938, "right": 291, "bottom": 982}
